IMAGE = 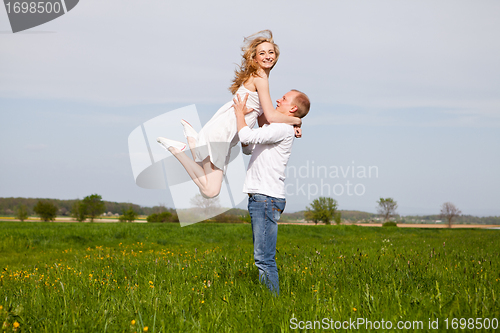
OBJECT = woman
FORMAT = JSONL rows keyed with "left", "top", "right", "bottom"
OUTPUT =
{"left": 157, "top": 30, "right": 301, "bottom": 198}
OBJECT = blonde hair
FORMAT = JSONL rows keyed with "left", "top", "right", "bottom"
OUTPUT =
{"left": 229, "top": 30, "right": 280, "bottom": 95}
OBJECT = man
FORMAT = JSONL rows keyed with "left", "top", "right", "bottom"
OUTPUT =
{"left": 233, "top": 90, "right": 310, "bottom": 295}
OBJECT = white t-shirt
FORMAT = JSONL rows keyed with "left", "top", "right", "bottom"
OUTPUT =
{"left": 238, "top": 123, "right": 295, "bottom": 199}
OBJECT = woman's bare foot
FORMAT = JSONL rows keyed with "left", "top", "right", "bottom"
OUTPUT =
{"left": 181, "top": 119, "right": 198, "bottom": 139}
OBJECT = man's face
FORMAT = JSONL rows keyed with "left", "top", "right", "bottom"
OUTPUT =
{"left": 276, "top": 91, "right": 298, "bottom": 114}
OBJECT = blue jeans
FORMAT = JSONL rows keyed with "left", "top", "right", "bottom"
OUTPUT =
{"left": 248, "top": 193, "right": 286, "bottom": 295}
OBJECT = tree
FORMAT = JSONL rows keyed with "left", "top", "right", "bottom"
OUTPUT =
{"left": 377, "top": 198, "right": 398, "bottom": 222}
{"left": 304, "top": 210, "right": 317, "bottom": 224}
{"left": 440, "top": 202, "right": 461, "bottom": 228}
{"left": 83, "top": 194, "right": 105, "bottom": 222}
{"left": 119, "top": 207, "right": 138, "bottom": 223}
{"left": 71, "top": 200, "right": 87, "bottom": 222}
{"left": 306, "top": 197, "right": 338, "bottom": 225}
{"left": 190, "top": 194, "right": 221, "bottom": 216}
{"left": 15, "top": 204, "right": 29, "bottom": 222}
{"left": 33, "top": 200, "right": 58, "bottom": 222}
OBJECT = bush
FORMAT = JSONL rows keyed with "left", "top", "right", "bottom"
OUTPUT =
{"left": 214, "top": 213, "right": 233, "bottom": 223}
{"left": 119, "top": 207, "right": 138, "bottom": 223}
{"left": 71, "top": 200, "right": 87, "bottom": 222}
{"left": 147, "top": 211, "right": 173, "bottom": 223}
{"left": 239, "top": 214, "right": 251, "bottom": 223}
{"left": 382, "top": 221, "right": 398, "bottom": 227}
{"left": 333, "top": 211, "right": 342, "bottom": 225}
{"left": 15, "top": 204, "right": 29, "bottom": 222}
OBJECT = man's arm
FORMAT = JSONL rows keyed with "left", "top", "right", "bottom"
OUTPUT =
{"left": 238, "top": 124, "right": 292, "bottom": 146}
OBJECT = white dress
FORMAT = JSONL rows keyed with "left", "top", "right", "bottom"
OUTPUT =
{"left": 195, "top": 85, "right": 263, "bottom": 171}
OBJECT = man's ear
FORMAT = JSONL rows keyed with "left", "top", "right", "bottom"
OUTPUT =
{"left": 289, "top": 105, "right": 298, "bottom": 113}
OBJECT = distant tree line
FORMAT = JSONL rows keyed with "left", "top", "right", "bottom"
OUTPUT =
{"left": 402, "top": 214, "right": 500, "bottom": 225}
{"left": 3, "top": 197, "right": 499, "bottom": 225}
{"left": 0, "top": 197, "right": 174, "bottom": 217}
{"left": 278, "top": 209, "right": 378, "bottom": 222}
{"left": 145, "top": 208, "right": 252, "bottom": 224}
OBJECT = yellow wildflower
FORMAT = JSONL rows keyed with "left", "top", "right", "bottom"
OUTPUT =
{"left": 131, "top": 320, "right": 136, "bottom": 325}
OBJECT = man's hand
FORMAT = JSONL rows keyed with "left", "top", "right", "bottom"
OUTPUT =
{"left": 233, "top": 93, "right": 254, "bottom": 116}
{"left": 233, "top": 93, "right": 254, "bottom": 132}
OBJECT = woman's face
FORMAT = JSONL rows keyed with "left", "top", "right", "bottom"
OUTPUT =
{"left": 253, "top": 42, "right": 276, "bottom": 70}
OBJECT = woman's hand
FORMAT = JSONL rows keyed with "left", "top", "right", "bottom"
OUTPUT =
{"left": 294, "top": 126, "right": 302, "bottom": 138}
{"left": 293, "top": 118, "right": 302, "bottom": 137}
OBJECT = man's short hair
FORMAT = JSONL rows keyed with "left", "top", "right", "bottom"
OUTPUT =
{"left": 291, "top": 90, "right": 310, "bottom": 118}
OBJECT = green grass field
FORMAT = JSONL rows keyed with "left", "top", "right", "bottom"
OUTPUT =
{"left": 0, "top": 222, "right": 499, "bottom": 332}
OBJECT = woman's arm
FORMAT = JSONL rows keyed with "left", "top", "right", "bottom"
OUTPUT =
{"left": 257, "top": 113, "right": 268, "bottom": 127}
{"left": 258, "top": 111, "right": 302, "bottom": 137}
{"left": 254, "top": 77, "right": 301, "bottom": 126}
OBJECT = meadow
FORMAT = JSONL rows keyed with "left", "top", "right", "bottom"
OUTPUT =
{"left": 0, "top": 222, "right": 499, "bottom": 332}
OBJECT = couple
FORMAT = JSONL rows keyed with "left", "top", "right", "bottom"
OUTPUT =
{"left": 157, "top": 30, "right": 310, "bottom": 294}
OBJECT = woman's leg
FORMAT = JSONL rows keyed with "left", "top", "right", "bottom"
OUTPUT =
{"left": 186, "top": 136, "right": 197, "bottom": 156}
{"left": 168, "top": 147, "right": 223, "bottom": 198}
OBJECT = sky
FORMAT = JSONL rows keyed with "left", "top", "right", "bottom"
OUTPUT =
{"left": 1, "top": 0, "right": 499, "bottom": 216}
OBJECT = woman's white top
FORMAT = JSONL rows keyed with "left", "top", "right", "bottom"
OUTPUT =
{"left": 195, "top": 85, "right": 263, "bottom": 171}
